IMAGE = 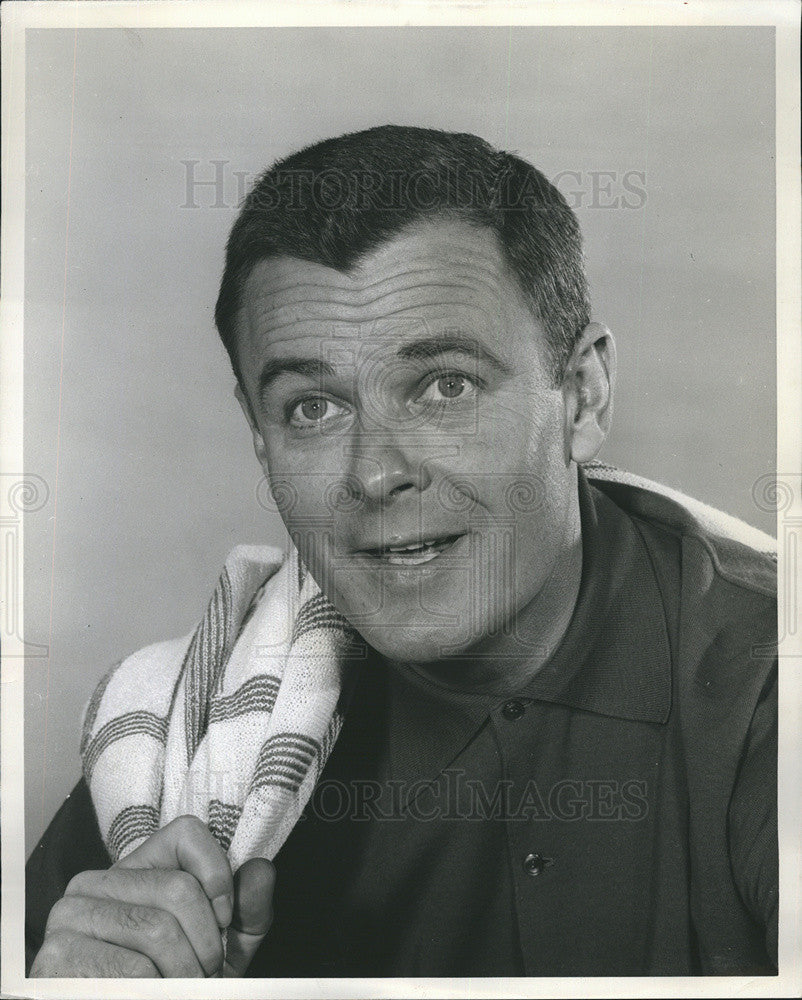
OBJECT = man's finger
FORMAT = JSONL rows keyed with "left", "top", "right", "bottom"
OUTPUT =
{"left": 223, "top": 858, "right": 275, "bottom": 978}
{"left": 115, "top": 815, "right": 234, "bottom": 925}
{"left": 30, "top": 930, "right": 160, "bottom": 978}
{"left": 65, "top": 868, "right": 224, "bottom": 976}
{"left": 46, "top": 894, "right": 206, "bottom": 978}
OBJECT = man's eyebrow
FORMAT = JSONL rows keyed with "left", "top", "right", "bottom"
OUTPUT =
{"left": 258, "top": 356, "right": 337, "bottom": 399}
{"left": 257, "top": 334, "right": 511, "bottom": 403}
{"left": 396, "top": 333, "right": 513, "bottom": 373}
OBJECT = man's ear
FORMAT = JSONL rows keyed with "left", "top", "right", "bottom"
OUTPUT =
{"left": 235, "top": 384, "right": 269, "bottom": 470}
{"left": 562, "top": 322, "right": 616, "bottom": 464}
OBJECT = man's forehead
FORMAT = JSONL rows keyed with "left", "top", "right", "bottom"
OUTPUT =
{"left": 238, "top": 220, "right": 518, "bottom": 345}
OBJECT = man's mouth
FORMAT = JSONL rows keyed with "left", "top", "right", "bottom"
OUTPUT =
{"left": 358, "top": 533, "right": 465, "bottom": 566}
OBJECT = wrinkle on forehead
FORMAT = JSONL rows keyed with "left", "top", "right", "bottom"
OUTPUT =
{"left": 248, "top": 271, "right": 505, "bottom": 322}
{"left": 243, "top": 295, "right": 506, "bottom": 348}
{"left": 236, "top": 220, "right": 540, "bottom": 375}
{"left": 244, "top": 267, "right": 505, "bottom": 330}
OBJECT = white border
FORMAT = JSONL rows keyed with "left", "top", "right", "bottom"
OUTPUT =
{"left": 1, "top": 0, "right": 798, "bottom": 29}
{"left": 2, "top": 2, "right": 800, "bottom": 998}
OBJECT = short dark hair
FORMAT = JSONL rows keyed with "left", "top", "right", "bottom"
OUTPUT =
{"left": 215, "top": 124, "right": 589, "bottom": 386}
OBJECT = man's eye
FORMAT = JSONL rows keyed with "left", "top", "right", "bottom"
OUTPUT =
{"left": 417, "top": 372, "right": 479, "bottom": 404}
{"left": 288, "top": 396, "right": 348, "bottom": 427}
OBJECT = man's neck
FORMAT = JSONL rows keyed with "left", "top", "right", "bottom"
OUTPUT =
{"left": 386, "top": 495, "right": 585, "bottom": 697}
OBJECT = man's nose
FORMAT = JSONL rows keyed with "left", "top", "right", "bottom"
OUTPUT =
{"left": 345, "top": 427, "right": 432, "bottom": 504}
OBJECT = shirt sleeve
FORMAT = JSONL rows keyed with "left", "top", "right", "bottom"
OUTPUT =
{"left": 25, "top": 778, "right": 112, "bottom": 974}
{"left": 727, "top": 662, "right": 779, "bottom": 968}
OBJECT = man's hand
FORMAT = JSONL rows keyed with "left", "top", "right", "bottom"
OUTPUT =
{"left": 30, "top": 815, "right": 275, "bottom": 977}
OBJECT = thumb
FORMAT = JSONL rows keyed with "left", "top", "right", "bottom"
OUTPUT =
{"left": 222, "top": 858, "right": 276, "bottom": 977}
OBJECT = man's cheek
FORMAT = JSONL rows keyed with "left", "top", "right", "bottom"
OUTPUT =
{"left": 265, "top": 460, "right": 336, "bottom": 522}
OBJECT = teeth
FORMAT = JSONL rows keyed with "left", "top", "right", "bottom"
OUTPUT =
{"left": 378, "top": 535, "right": 461, "bottom": 563}
{"left": 387, "top": 548, "right": 440, "bottom": 566}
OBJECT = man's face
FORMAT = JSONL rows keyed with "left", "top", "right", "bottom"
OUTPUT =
{"left": 236, "top": 219, "right": 578, "bottom": 664}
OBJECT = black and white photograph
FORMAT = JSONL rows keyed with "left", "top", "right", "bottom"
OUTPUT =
{"left": 2, "top": 1, "right": 800, "bottom": 996}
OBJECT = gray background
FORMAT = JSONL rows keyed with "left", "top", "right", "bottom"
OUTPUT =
{"left": 24, "top": 26, "right": 776, "bottom": 853}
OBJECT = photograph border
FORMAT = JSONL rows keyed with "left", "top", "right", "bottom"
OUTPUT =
{"left": 2, "top": 2, "right": 800, "bottom": 998}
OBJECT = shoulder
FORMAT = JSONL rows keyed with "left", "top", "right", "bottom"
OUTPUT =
{"left": 585, "top": 462, "right": 776, "bottom": 599}
{"left": 585, "top": 463, "right": 776, "bottom": 700}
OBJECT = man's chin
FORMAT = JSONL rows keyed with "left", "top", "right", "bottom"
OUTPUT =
{"left": 352, "top": 621, "right": 481, "bottom": 666}
{"left": 321, "top": 572, "right": 498, "bottom": 664}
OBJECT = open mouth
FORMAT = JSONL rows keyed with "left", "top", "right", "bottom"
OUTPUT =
{"left": 360, "top": 533, "right": 465, "bottom": 566}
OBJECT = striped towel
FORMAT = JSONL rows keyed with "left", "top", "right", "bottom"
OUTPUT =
{"left": 81, "top": 544, "right": 362, "bottom": 870}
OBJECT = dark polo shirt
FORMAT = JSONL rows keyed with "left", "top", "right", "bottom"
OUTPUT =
{"left": 25, "top": 471, "right": 778, "bottom": 977}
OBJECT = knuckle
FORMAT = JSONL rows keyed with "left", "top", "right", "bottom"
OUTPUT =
{"left": 171, "top": 813, "right": 206, "bottom": 839}
{"left": 175, "top": 951, "right": 205, "bottom": 978}
{"left": 31, "top": 931, "right": 82, "bottom": 976}
{"left": 113, "top": 950, "right": 159, "bottom": 978}
{"left": 90, "top": 868, "right": 119, "bottom": 895}
{"left": 149, "top": 908, "right": 182, "bottom": 949}
{"left": 44, "top": 896, "right": 77, "bottom": 934}
{"left": 36, "top": 930, "right": 71, "bottom": 966}
{"left": 117, "top": 901, "right": 160, "bottom": 938}
{"left": 128, "top": 867, "right": 155, "bottom": 893}
{"left": 167, "top": 869, "right": 204, "bottom": 908}
{"left": 64, "top": 869, "right": 97, "bottom": 896}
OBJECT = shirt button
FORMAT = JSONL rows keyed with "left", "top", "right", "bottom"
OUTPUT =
{"left": 502, "top": 699, "right": 526, "bottom": 720}
{"left": 523, "top": 853, "right": 547, "bottom": 877}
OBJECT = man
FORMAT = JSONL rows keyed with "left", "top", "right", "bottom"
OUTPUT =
{"left": 26, "top": 125, "right": 778, "bottom": 977}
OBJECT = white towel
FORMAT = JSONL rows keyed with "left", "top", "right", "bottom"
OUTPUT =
{"left": 81, "top": 545, "right": 362, "bottom": 870}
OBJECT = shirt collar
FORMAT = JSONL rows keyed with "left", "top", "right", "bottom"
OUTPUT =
{"left": 516, "top": 466, "right": 673, "bottom": 724}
